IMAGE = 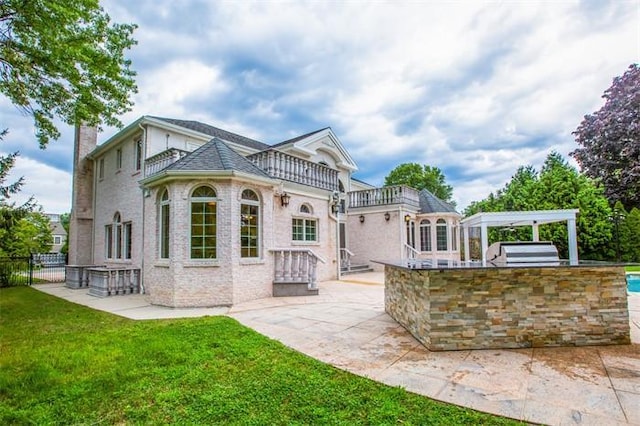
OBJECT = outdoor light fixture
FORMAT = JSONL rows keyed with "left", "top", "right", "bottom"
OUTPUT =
{"left": 384, "top": 212, "right": 390, "bottom": 221}
{"left": 359, "top": 215, "right": 365, "bottom": 223}
{"left": 331, "top": 204, "right": 339, "bottom": 214}
{"left": 280, "top": 192, "right": 291, "bottom": 207}
{"left": 404, "top": 214, "right": 411, "bottom": 222}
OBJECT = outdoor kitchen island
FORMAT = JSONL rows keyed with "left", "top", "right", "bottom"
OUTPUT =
{"left": 379, "top": 259, "right": 630, "bottom": 351}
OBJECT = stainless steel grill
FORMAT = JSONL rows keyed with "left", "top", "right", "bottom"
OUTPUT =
{"left": 486, "top": 241, "right": 560, "bottom": 266}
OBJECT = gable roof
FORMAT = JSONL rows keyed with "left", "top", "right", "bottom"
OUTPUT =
{"left": 150, "top": 116, "right": 270, "bottom": 151}
{"left": 418, "top": 189, "right": 458, "bottom": 214}
{"left": 271, "top": 128, "right": 329, "bottom": 148}
{"left": 165, "top": 138, "right": 271, "bottom": 178}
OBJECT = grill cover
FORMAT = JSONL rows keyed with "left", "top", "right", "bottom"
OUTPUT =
{"left": 487, "top": 241, "right": 559, "bottom": 266}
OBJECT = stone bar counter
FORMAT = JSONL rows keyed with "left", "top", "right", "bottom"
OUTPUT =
{"left": 378, "top": 260, "right": 630, "bottom": 351}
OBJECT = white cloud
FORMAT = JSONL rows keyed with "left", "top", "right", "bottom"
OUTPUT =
{"left": 4, "top": 155, "right": 72, "bottom": 214}
{"left": 4, "top": 0, "right": 638, "bottom": 214}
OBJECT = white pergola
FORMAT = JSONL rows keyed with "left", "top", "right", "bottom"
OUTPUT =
{"left": 460, "top": 209, "right": 580, "bottom": 265}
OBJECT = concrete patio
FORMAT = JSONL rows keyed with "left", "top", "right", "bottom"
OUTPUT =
{"left": 34, "top": 272, "right": 640, "bottom": 425}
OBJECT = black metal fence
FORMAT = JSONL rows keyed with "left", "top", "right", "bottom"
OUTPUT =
{"left": 0, "top": 253, "right": 67, "bottom": 287}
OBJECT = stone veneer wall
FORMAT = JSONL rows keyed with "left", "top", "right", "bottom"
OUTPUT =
{"left": 385, "top": 265, "right": 630, "bottom": 351}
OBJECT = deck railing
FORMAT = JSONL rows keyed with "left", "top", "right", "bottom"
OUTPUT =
{"left": 271, "top": 249, "right": 326, "bottom": 290}
{"left": 348, "top": 185, "right": 420, "bottom": 208}
{"left": 145, "top": 148, "right": 189, "bottom": 176}
{"left": 248, "top": 150, "right": 339, "bottom": 191}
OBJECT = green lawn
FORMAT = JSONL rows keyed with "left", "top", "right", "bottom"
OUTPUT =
{"left": 626, "top": 265, "right": 640, "bottom": 273}
{"left": 0, "top": 287, "right": 520, "bottom": 425}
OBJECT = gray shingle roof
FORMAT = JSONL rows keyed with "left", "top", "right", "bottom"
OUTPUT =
{"left": 418, "top": 189, "right": 458, "bottom": 214}
{"left": 151, "top": 116, "right": 270, "bottom": 151}
{"left": 165, "top": 138, "right": 271, "bottom": 178}
{"left": 271, "top": 127, "right": 329, "bottom": 147}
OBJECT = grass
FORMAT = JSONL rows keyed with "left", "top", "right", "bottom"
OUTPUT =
{"left": 0, "top": 287, "right": 521, "bottom": 425}
{"left": 626, "top": 265, "right": 640, "bottom": 273}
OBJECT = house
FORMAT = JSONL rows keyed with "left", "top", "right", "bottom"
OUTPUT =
{"left": 68, "top": 116, "right": 461, "bottom": 308}
{"left": 45, "top": 213, "right": 67, "bottom": 254}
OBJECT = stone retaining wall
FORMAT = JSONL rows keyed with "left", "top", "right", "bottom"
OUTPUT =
{"left": 384, "top": 265, "right": 630, "bottom": 351}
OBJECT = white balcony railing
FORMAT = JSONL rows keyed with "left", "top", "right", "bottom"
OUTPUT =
{"left": 145, "top": 148, "right": 189, "bottom": 176}
{"left": 348, "top": 185, "right": 420, "bottom": 208}
{"left": 248, "top": 150, "right": 339, "bottom": 191}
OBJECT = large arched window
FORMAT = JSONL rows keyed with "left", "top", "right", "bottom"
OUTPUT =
{"left": 240, "top": 189, "right": 260, "bottom": 258}
{"left": 190, "top": 186, "right": 217, "bottom": 259}
{"left": 436, "top": 219, "right": 448, "bottom": 251}
{"left": 160, "top": 189, "right": 170, "bottom": 259}
{"left": 105, "top": 212, "right": 131, "bottom": 260}
{"left": 420, "top": 219, "right": 432, "bottom": 252}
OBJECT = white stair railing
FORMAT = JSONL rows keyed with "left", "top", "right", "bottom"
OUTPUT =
{"left": 340, "top": 248, "right": 354, "bottom": 270}
{"left": 271, "top": 249, "right": 326, "bottom": 290}
{"left": 404, "top": 244, "right": 420, "bottom": 260}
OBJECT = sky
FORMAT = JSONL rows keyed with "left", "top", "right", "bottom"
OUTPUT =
{"left": 2, "top": 0, "right": 639, "bottom": 214}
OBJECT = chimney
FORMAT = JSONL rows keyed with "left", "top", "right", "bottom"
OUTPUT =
{"left": 68, "top": 125, "right": 97, "bottom": 265}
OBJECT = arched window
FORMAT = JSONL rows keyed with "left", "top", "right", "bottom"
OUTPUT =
{"left": 240, "top": 189, "right": 260, "bottom": 258}
{"left": 190, "top": 186, "right": 217, "bottom": 259}
{"left": 105, "top": 212, "right": 130, "bottom": 260}
{"left": 293, "top": 203, "right": 317, "bottom": 242}
{"left": 160, "top": 189, "right": 170, "bottom": 259}
{"left": 436, "top": 219, "right": 448, "bottom": 251}
{"left": 420, "top": 219, "right": 432, "bottom": 252}
{"left": 299, "top": 204, "right": 312, "bottom": 214}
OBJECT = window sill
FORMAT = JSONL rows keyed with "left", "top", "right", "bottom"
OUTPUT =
{"left": 154, "top": 260, "right": 170, "bottom": 268}
{"left": 132, "top": 171, "right": 141, "bottom": 177}
{"left": 183, "top": 260, "right": 220, "bottom": 268}
{"left": 240, "top": 258, "right": 265, "bottom": 265}
{"left": 292, "top": 241, "right": 320, "bottom": 246}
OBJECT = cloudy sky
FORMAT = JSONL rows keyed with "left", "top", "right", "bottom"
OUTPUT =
{"left": 2, "top": 0, "right": 638, "bottom": 214}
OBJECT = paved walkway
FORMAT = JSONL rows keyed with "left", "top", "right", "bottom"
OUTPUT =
{"left": 34, "top": 273, "right": 640, "bottom": 425}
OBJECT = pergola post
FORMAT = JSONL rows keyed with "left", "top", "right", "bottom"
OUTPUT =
{"left": 480, "top": 223, "right": 488, "bottom": 266}
{"left": 463, "top": 225, "right": 470, "bottom": 262}
{"left": 567, "top": 218, "right": 578, "bottom": 265}
{"left": 532, "top": 221, "right": 539, "bottom": 242}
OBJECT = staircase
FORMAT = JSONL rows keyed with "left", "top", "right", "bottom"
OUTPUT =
{"left": 340, "top": 263, "right": 374, "bottom": 275}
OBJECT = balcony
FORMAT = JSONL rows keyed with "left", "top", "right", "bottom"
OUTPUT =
{"left": 248, "top": 150, "right": 339, "bottom": 191}
{"left": 348, "top": 185, "right": 420, "bottom": 208}
{"left": 144, "top": 148, "right": 189, "bottom": 177}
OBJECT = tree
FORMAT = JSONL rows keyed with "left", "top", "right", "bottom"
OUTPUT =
{"left": 571, "top": 64, "right": 640, "bottom": 210}
{"left": 464, "top": 152, "right": 614, "bottom": 260}
{"left": 0, "top": 210, "right": 52, "bottom": 256}
{"left": 0, "top": 129, "right": 35, "bottom": 235}
{"left": 1, "top": 0, "right": 138, "bottom": 147}
{"left": 384, "top": 163, "right": 455, "bottom": 206}
{"left": 59, "top": 212, "right": 70, "bottom": 254}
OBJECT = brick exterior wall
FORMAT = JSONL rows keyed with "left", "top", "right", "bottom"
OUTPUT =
{"left": 385, "top": 264, "right": 630, "bottom": 351}
{"left": 93, "top": 134, "right": 144, "bottom": 269}
{"left": 143, "top": 179, "right": 339, "bottom": 308}
{"left": 348, "top": 211, "right": 461, "bottom": 272}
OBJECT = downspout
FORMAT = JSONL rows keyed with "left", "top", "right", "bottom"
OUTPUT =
{"left": 138, "top": 122, "right": 148, "bottom": 294}
{"left": 91, "top": 157, "right": 97, "bottom": 264}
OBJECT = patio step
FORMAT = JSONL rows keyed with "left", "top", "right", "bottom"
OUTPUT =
{"left": 340, "top": 263, "right": 374, "bottom": 275}
{"left": 273, "top": 281, "right": 319, "bottom": 297}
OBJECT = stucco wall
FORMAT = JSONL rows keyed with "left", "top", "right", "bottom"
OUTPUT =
{"left": 385, "top": 265, "right": 630, "bottom": 351}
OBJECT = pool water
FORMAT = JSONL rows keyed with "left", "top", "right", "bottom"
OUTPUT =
{"left": 628, "top": 274, "right": 640, "bottom": 293}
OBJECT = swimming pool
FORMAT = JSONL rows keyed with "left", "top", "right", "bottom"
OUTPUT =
{"left": 628, "top": 274, "right": 640, "bottom": 293}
